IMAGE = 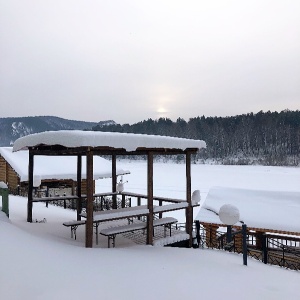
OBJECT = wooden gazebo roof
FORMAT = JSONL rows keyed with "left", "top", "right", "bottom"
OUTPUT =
{"left": 13, "top": 130, "right": 206, "bottom": 248}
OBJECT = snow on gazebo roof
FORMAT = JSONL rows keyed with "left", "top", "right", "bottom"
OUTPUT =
{"left": 195, "top": 186, "right": 300, "bottom": 234}
{"left": 0, "top": 147, "right": 129, "bottom": 182}
{"left": 12, "top": 130, "right": 206, "bottom": 152}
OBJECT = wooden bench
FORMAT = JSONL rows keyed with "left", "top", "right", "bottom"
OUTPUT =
{"left": 100, "top": 222, "right": 147, "bottom": 248}
{"left": 63, "top": 220, "right": 86, "bottom": 240}
{"left": 100, "top": 217, "right": 178, "bottom": 248}
{"left": 63, "top": 220, "right": 103, "bottom": 245}
{"left": 153, "top": 217, "right": 178, "bottom": 237}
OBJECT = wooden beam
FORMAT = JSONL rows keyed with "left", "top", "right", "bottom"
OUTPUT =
{"left": 112, "top": 154, "right": 117, "bottom": 209}
{"left": 27, "top": 150, "right": 34, "bottom": 223}
{"left": 76, "top": 155, "right": 82, "bottom": 221}
{"left": 85, "top": 150, "right": 94, "bottom": 248}
{"left": 30, "top": 146, "right": 198, "bottom": 157}
{"left": 186, "top": 151, "right": 193, "bottom": 247}
{"left": 147, "top": 152, "right": 154, "bottom": 245}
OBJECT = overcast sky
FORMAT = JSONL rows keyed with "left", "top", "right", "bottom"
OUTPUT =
{"left": 1, "top": 0, "right": 299, "bottom": 124}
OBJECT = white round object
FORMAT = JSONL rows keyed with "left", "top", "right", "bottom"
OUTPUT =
{"left": 192, "top": 190, "right": 201, "bottom": 204}
{"left": 219, "top": 204, "right": 240, "bottom": 225}
{"left": 116, "top": 183, "right": 124, "bottom": 193}
{"left": 33, "top": 175, "right": 41, "bottom": 187}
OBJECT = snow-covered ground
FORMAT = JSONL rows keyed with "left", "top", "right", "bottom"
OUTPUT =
{"left": 1, "top": 163, "right": 299, "bottom": 300}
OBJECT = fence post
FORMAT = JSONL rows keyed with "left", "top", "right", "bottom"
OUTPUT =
{"left": 195, "top": 220, "right": 200, "bottom": 248}
{"left": 122, "top": 194, "right": 125, "bottom": 208}
{"left": 262, "top": 234, "right": 268, "bottom": 264}
{"left": 137, "top": 197, "right": 141, "bottom": 220}
{"left": 0, "top": 182, "right": 9, "bottom": 218}
{"left": 242, "top": 224, "right": 247, "bottom": 266}
{"left": 226, "top": 225, "right": 232, "bottom": 243}
{"left": 159, "top": 200, "right": 162, "bottom": 219}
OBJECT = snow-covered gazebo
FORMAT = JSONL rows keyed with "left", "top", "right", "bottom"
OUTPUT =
{"left": 13, "top": 130, "right": 206, "bottom": 248}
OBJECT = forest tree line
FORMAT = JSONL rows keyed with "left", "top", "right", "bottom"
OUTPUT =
{"left": 92, "top": 110, "right": 300, "bottom": 166}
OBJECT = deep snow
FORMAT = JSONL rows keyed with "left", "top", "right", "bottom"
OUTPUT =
{"left": 1, "top": 163, "right": 299, "bottom": 300}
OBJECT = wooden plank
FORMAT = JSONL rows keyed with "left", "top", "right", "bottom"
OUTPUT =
{"left": 32, "top": 195, "right": 79, "bottom": 202}
{"left": 30, "top": 147, "right": 198, "bottom": 157}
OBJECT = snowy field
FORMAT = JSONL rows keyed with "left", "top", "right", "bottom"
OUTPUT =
{"left": 1, "top": 162, "right": 299, "bottom": 300}
{"left": 97, "top": 161, "right": 300, "bottom": 222}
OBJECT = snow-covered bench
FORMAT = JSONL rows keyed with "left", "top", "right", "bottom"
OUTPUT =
{"left": 63, "top": 219, "right": 103, "bottom": 245}
{"left": 100, "top": 217, "right": 178, "bottom": 248}
{"left": 63, "top": 220, "right": 86, "bottom": 240}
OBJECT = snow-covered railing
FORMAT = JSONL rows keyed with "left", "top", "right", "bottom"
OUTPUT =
{"left": 121, "top": 191, "right": 186, "bottom": 204}
{"left": 153, "top": 202, "right": 188, "bottom": 213}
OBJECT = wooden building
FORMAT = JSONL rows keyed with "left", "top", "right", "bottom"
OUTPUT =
{"left": 195, "top": 186, "right": 300, "bottom": 237}
{"left": 195, "top": 186, "right": 300, "bottom": 269}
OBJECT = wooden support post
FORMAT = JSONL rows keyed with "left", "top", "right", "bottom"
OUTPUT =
{"left": 27, "top": 150, "right": 34, "bottom": 223}
{"left": 186, "top": 151, "right": 193, "bottom": 247}
{"left": 147, "top": 152, "right": 154, "bottom": 245}
{"left": 76, "top": 155, "right": 82, "bottom": 221}
{"left": 85, "top": 150, "right": 93, "bottom": 248}
{"left": 112, "top": 154, "right": 117, "bottom": 209}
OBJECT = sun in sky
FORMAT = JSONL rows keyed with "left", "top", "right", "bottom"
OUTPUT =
{"left": 157, "top": 107, "right": 167, "bottom": 114}
{"left": 156, "top": 107, "right": 168, "bottom": 119}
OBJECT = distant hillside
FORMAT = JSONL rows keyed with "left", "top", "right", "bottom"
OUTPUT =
{"left": 0, "top": 116, "right": 116, "bottom": 146}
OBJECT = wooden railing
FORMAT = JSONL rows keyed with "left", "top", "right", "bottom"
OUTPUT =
{"left": 31, "top": 191, "right": 192, "bottom": 216}
{"left": 195, "top": 223, "right": 300, "bottom": 270}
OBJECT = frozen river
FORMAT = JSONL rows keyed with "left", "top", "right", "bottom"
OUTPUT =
{"left": 95, "top": 161, "right": 300, "bottom": 222}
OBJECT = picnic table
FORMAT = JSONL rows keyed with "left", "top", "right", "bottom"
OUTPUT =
{"left": 64, "top": 205, "right": 178, "bottom": 247}
{"left": 64, "top": 206, "right": 150, "bottom": 245}
{"left": 80, "top": 205, "right": 150, "bottom": 222}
